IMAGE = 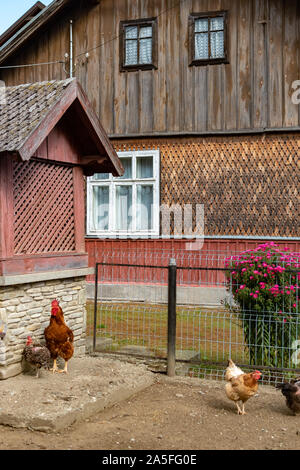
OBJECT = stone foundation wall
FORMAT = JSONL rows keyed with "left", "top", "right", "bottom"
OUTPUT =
{"left": 0, "top": 276, "right": 87, "bottom": 379}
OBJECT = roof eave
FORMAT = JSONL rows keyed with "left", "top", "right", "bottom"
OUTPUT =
{"left": 75, "top": 82, "right": 124, "bottom": 177}
{"left": 0, "top": 2, "right": 46, "bottom": 48}
{"left": 0, "top": 0, "right": 100, "bottom": 66}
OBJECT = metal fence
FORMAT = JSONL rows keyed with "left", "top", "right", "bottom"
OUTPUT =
{"left": 89, "top": 248, "right": 300, "bottom": 386}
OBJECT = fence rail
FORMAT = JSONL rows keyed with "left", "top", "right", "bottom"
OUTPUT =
{"left": 90, "top": 248, "right": 300, "bottom": 386}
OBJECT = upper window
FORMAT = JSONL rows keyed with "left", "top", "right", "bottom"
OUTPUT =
{"left": 87, "top": 150, "right": 160, "bottom": 238}
{"left": 189, "top": 11, "right": 228, "bottom": 66}
{"left": 120, "top": 18, "right": 157, "bottom": 72}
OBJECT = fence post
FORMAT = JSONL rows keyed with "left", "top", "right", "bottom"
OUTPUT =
{"left": 93, "top": 263, "right": 99, "bottom": 353}
{"left": 167, "top": 258, "right": 177, "bottom": 376}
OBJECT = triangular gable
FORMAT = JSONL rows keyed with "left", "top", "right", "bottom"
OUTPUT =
{"left": 0, "top": 78, "right": 123, "bottom": 177}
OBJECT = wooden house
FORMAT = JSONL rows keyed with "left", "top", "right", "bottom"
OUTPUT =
{"left": 0, "top": 0, "right": 299, "bottom": 267}
{"left": 0, "top": 78, "right": 122, "bottom": 378}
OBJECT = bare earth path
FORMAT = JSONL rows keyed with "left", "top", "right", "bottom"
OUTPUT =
{"left": 0, "top": 374, "right": 300, "bottom": 450}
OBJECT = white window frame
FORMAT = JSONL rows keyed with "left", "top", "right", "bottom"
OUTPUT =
{"left": 87, "top": 150, "right": 160, "bottom": 238}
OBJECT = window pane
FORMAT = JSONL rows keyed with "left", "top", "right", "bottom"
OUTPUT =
{"left": 125, "top": 40, "right": 138, "bottom": 65}
{"left": 92, "top": 186, "right": 109, "bottom": 231}
{"left": 139, "top": 38, "right": 152, "bottom": 64}
{"left": 195, "top": 33, "right": 209, "bottom": 60}
{"left": 139, "top": 26, "right": 152, "bottom": 38}
{"left": 125, "top": 26, "right": 138, "bottom": 39}
{"left": 116, "top": 186, "right": 132, "bottom": 231}
{"left": 136, "top": 185, "right": 153, "bottom": 230}
{"left": 210, "top": 31, "right": 224, "bottom": 58}
{"left": 195, "top": 18, "right": 208, "bottom": 32}
{"left": 93, "top": 173, "right": 110, "bottom": 180}
{"left": 210, "top": 17, "right": 224, "bottom": 31}
{"left": 119, "top": 157, "right": 132, "bottom": 179}
{"left": 136, "top": 156, "right": 153, "bottom": 178}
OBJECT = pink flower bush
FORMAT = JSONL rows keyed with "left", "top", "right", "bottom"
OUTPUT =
{"left": 225, "top": 243, "right": 299, "bottom": 367}
{"left": 225, "top": 242, "right": 299, "bottom": 316}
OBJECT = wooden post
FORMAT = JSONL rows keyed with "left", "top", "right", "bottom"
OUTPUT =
{"left": 0, "top": 154, "right": 15, "bottom": 259}
{"left": 93, "top": 263, "right": 99, "bottom": 353}
{"left": 167, "top": 258, "right": 177, "bottom": 377}
{"left": 73, "top": 166, "right": 86, "bottom": 254}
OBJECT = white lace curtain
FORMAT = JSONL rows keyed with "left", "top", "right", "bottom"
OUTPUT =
{"left": 195, "top": 17, "right": 224, "bottom": 60}
{"left": 125, "top": 25, "right": 152, "bottom": 65}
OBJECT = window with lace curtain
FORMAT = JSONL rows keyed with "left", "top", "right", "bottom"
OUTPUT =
{"left": 189, "top": 11, "right": 228, "bottom": 66}
{"left": 120, "top": 18, "right": 157, "bottom": 72}
{"left": 87, "top": 151, "right": 160, "bottom": 237}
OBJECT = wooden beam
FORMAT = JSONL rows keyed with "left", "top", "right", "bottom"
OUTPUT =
{"left": 72, "top": 167, "right": 86, "bottom": 253}
{"left": 0, "top": 154, "right": 15, "bottom": 259}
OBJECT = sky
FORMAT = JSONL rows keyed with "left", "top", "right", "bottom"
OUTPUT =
{"left": 0, "top": 0, "right": 53, "bottom": 35}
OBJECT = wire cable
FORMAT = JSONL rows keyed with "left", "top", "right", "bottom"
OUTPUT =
{"left": 0, "top": 60, "right": 64, "bottom": 70}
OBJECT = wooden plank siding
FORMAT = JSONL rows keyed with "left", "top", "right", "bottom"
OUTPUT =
{"left": 0, "top": 0, "right": 299, "bottom": 136}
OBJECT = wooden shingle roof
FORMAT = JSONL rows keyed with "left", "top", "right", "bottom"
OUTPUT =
{"left": 0, "top": 78, "right": 124, "bottom": 177}
{"left": 0, "top": 79, "right": 73, "bottom": 153}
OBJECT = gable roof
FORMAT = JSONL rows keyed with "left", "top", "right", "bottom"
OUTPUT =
{"left": 0, "top": 78, "right": 123, "bottom": 177}
{"left": 0, "top": 0, "right": 99, "bottom": 65}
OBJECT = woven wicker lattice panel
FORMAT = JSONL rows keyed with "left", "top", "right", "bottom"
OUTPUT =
{"left": 13, "top": 160, "right": 76, "bottom": 254}
{"left": 113, "top": 133, "right": 300, "bottom": 238}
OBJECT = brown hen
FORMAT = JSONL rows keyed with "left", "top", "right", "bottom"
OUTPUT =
{"left": 44, "top": 299, "right": 74, "bottom": 374}
{"left": 225, "top": 359, "right": 261, "bottom": 415}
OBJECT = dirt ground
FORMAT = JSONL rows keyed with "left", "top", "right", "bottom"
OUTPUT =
{"left": 0, "top": 368, "right": 300, "bottom": 450}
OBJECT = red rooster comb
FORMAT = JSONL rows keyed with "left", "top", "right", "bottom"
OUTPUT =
{"left": 51, "top": 299, "right": 60, "bottom": 316}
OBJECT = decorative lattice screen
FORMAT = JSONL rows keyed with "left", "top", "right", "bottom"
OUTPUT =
{"left": 113, "top": 133, "right": 300, "bottom": 238}
{"left": 13, "top": 160, "right": 76, "bottom": 255}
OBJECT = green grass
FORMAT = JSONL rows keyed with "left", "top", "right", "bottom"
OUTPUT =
{"left": 86, "top": 301, "right": 300, "bottom": 385}
{"left": 86, "top": 301, "right": 246, "bottom": 363}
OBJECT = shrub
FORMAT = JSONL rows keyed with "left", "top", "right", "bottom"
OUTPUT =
{"left": 225, "top": 242, "right": 300, "bottom": 368}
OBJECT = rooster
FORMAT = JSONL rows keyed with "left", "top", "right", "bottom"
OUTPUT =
{"left": 276, "top": 378, "right": 300, "bottom": 415}
{"left": 225, "top": 359, "right": 261, "bottom": 415}
{"left": 23, "top": 336, "right": 51, "bottom": 378}
{"left": 44, "top": 299, "right": 74, "bottom": 374}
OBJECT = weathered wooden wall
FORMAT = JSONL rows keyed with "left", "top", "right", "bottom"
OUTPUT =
{"left": 1, "top": 0, "right": 299, "bottom": 136}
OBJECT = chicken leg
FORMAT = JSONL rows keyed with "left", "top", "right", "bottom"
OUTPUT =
{"left": 58, "top": 361, "right": 68, "bottom": 374}
{"left": 235, "top": 402, "right": 243, "bottom": 415}
{"left": 50, "top": 358, "right": 59, "bottom": 373}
